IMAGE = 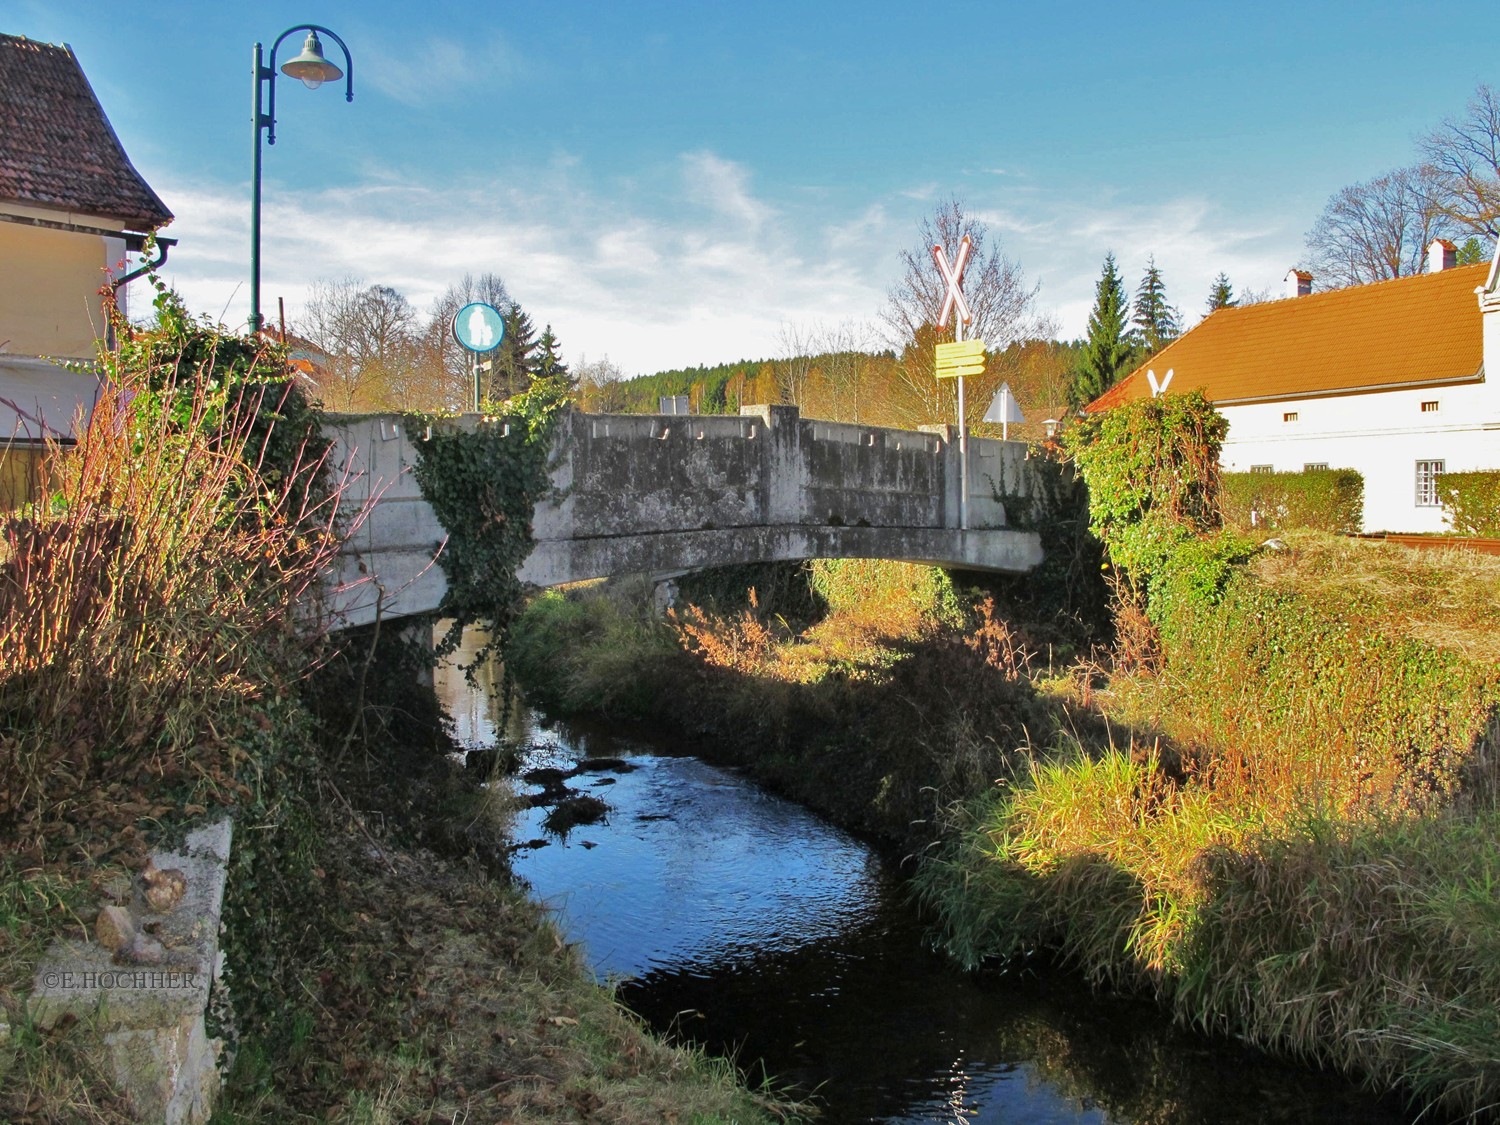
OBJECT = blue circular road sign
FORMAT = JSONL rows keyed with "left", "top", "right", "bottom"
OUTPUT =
{"left": 452, "top": 302, "right": 505, "bottom": 353}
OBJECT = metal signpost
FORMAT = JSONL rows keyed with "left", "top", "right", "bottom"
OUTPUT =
{"left": 933, "top": 234, "right": 976, "bottom": 528}
{"left": 451, "top": 302, "right": 506, "bottom": 412}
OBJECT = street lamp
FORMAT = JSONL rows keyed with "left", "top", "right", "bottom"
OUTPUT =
{"left": 249, "top": 25, "right": 354, "bottom": 335}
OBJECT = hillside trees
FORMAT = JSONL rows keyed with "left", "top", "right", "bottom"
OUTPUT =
{"left": 298, "top": 278, "right": 425, "bottom": 411}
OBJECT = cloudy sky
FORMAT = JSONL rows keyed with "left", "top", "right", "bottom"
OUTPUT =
{"left": 9, "top": 0, "right": 1494, "bottom": 374}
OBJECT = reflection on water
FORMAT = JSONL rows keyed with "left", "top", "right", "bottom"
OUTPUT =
{"left": 436, "top": 627, "right": 1419, "bottom": 1125}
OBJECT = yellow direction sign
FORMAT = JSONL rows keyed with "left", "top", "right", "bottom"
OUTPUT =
{"left": 935, "top": 339, "right": 985, "bottom": 380}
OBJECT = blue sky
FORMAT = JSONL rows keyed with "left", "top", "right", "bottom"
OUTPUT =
{"left": 9, "top": 0, "right": 1495, "bottom": 374}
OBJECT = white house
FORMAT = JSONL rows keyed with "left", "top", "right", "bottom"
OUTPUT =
{"left": 1091, "top": 240, "right": 1500, "bottom": 533}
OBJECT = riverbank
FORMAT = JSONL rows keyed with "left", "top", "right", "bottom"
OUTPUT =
{"left": 0, "top": 305, "right": 788, "bottom": 1123}
{"left": 507, "top": 539, "right": 1500, "bottom": 1120}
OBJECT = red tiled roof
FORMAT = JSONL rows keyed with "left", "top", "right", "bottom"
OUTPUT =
{"left": 0, "top": 34, "right": 172, "bottom": 230}
{"left": 1089, "top": 264, "right": 1489, "bottom": 412}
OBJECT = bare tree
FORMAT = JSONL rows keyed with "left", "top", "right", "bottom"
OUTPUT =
{"left": 298, "top": 278, "right": 424, "bottom": 411}
{"left": 774, "top": 322, "right": 819, "bottom": 406}
{"left": 1303, "top": 165, "right": 1453, "bottom": 288}
{"left": 575, "top": 355, "right": 629, "bottom": 412}
{"left": 1420, "top": 84, "right": 1500, "bottom": 239}
{"left": 881, "top": 198, "right": 1043, "bottom": 352}
{"left": 423, "top": 272, "right": 513, "bottom": 411}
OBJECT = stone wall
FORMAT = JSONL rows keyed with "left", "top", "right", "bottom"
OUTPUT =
{"left": 323, "top": 406, "right": 1047, "bottom": 627}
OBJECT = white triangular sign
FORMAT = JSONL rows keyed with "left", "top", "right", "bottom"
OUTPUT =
{"left": 983, "top": 382, "right": 1025, "bottom": 424}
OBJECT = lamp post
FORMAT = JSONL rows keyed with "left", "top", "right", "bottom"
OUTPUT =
{"left": 249, "top": 25, "right": 354, "bottom": 335}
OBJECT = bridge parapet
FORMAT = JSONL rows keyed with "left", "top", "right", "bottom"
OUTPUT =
{"left": 323, "top": 406, "right": 1047, "bottom": 628}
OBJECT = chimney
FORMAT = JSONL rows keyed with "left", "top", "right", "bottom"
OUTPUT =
{"left": 1284, "top": 268, "right": 1313, "bottom": 298}
{"left": 1428, "top": 238, "right": 1457, "bottom": 273}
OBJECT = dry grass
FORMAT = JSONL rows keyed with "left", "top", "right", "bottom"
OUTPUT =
{"left": 1251, "top": 531, "right": 1500, "bottom": 664}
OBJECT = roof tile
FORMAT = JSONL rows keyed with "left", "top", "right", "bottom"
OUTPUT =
{"left": 0, "top": 33, "right": 172, "bottom": 230}
{"left": 1090, "top": 265, "right": 1488, "bottom": 411}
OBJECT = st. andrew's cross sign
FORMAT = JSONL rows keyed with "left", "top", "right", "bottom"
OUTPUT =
{"left": 932, "top": 234, "right": 977, "bottom": 528}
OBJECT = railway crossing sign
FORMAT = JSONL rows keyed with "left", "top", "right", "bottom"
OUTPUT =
{"left": 934, "top": 339, "right": 985, "bottom": 379}
{"left": 932, "top": 235, "right": 973, "bottom": 328}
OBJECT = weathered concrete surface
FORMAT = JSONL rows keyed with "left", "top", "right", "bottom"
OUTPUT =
{"left": 325, "top": 406, "right": 1045, "bottom": 628}
{"left": 29, "top": 820, "right": 233, "bottom": 1125}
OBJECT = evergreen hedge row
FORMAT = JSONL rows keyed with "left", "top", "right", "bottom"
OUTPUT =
{"left": 1437, "top": 470, "right": 1500, "bottom": 537}
{"left": 1220, "top": 468, "right": 1363, "bottom": 534}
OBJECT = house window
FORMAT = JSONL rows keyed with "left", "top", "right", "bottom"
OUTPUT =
{"left": 1303, "top": 462, "right": 1329, "bottom": 471}
{"left": 1283, "top": 411, "right": 1299, "bottom": 423}
{"left": 1420, "top": 400, "right": 1440, "bottom": 413}
{"left": 1415, "top": 460, "right": 1445, "bottom": 507}
{"left": 1250, "top": 464, "right": 1274, "bottom": 474}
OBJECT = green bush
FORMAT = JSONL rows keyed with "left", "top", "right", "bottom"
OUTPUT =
{"left": 1437, "top": 470, "right": 1500, "bottom": 537}
{"left": 1064, "top": 392, "right": 1227, "bottom": 590}
{"left": 1221, "top": 469, "right": 1364, "bottom": 534}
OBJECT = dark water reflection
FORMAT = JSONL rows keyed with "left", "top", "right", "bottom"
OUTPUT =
{"left": 436, "top": 635, "right": 1419, "bottom": 1124}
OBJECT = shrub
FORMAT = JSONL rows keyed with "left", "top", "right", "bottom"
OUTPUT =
{"left": 1220, "top": 468, "right": 1364, "bottom": 534}
{"left": 1437, "top": 470, "right": 1500, "bottom": 537}
{"left": 1064, "top": 392, "right": 1227, "bottom": 590}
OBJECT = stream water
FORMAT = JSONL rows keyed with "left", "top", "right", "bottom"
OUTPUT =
{"left": 436, "top": 638, "right": 1420, "bottom": 1124}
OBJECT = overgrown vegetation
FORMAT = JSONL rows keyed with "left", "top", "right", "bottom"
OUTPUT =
{"left": 0, "top": 289, "right": 789, "bottom": 1123}
{"left": 406, "top": 378, "right": 569, "bottom": 660}
{"left": 1221, "top": 467, "right": 1365, "bottom": 534}
{"left": 917, "top": 393, "right": 1500, "bottom": 1120}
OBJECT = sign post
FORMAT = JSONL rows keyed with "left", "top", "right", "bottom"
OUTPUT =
{"left": 933, "top": 235, "right": 974, "bottom": 528}
{"left": 451, "top": 302, "right": 506, "bottom": 412}
{"left": 982, "top": 380, "right": 1025, "bottom": 441}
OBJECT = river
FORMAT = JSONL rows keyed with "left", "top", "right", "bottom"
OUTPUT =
{"left": 436, "top": 636, "right": 1420, "bottom": 1124}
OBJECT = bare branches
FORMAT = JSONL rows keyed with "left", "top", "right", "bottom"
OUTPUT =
{"left": 881, "top": 198, "right": 1042, "bottom": 352}
{"left": 1420, "top": 84, "right": 1500, "bottom": 239}
{"left": 1304, "top": 165, "right": 1452, "bottom": 288}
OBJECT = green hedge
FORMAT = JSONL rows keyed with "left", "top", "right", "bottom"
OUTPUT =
{"left": 1220, "top": 468, "right": 1363, "bottom": 534}
{"left": 1437, "top": 471, "right": 1500, "bottom": 537}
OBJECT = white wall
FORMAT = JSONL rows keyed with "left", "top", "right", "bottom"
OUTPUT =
{"left": 1220, "top": 377, "right": 1500, "bottom": 533}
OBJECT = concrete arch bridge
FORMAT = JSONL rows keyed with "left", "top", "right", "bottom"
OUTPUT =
{"left": 324, "top": 404, "right": 1048, "bottom": 630}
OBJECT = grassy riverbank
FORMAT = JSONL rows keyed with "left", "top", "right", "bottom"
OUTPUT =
{"left": 919, "top": 532, "right": 1500, "bottom": 1119}
{"left": 0, "top": 303, "right": 790, "bottom": 1124}
{"left": 509, "top": 534, "right": 1500, "bottom": 1120}
{"left": 507, "top": 560, "right": 1075, "bottom": 850}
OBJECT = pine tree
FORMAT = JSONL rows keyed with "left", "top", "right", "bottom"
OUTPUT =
{"left": 1205, "top": 273, "right": 1236, "bottom": 314}
{"left": 489, "top": 302, "right": 537, "bottom": 402}
{"left": 533, "top": 325, "right": 572, "bottom": 389}
{"left": 1132, "top": 256, "right": 1180, "bottom": 356}
{"left": 1071, "top": 253, "right": 1134, "bottom": 407}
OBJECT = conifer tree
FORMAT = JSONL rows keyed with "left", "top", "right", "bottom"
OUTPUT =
{"left": 489, "top": 302, "right": 537, "bottom": 401}
{"left": 1132, "top": 256, "right": 1180, "bottom": 356}
{"left": 533, "top": 325, "right": 572, "bottom": 389}
{"left": 1071, "top": 253, "right": 1134, "bottom": 407}
{"left": 1205, "top": 273, "right": 1236, "bottom": 313}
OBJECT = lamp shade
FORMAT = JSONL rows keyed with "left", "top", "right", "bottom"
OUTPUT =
{"left": 281, "top": 31, "right": 342, "bottom": 89}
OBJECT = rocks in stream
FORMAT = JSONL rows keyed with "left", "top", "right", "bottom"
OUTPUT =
{"left": 541, "top": 795, "right": 609, "bottom": 836}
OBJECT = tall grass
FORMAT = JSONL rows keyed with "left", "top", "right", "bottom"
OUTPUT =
{"left": 916, "top": 533, "right": 1500, "bottom": 1118}
{"left": 0, "top": 334, "right": 344, "bottom": 855}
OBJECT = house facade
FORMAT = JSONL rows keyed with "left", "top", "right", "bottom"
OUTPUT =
{"left": 0, "top": 32, "right": 173, "bottom": 505}
{"left": 1091, "top": 241, "right": 1500, "bottom": 533}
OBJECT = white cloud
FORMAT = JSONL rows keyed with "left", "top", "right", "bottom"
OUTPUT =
{"left": 360, "top": 33, "right": 527, "bottom": 107}
{"left": 145, "top": 156, "right": 1304, "bottom": 376}
{"left": 150, "top": 153, "right": 885, "bottom": 375}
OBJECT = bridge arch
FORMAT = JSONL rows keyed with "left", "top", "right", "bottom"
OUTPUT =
{"left": 325, "top": 405, "right": 1045, "bottom": 629}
